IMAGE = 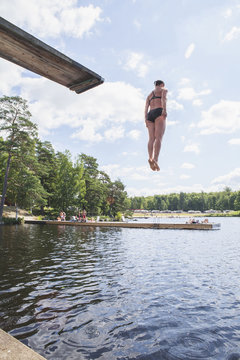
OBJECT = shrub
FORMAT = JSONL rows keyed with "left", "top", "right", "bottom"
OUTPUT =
{"left": 115, "top": 212, "right": 122, "bottom": 221}
{"left": 2, "top": 217, "right": 24, "bottom": 225}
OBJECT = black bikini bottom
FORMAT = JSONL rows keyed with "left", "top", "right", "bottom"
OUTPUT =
{"left": 147, "top": 108, "right": 163, "bottom": 122}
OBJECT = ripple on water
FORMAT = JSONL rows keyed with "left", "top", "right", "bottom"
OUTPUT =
{"left": 166, "top": 329, "right": 224, "bottom": 359}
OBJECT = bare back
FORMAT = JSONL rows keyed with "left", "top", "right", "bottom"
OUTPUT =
{"left": 147, "top": 88, "right": 167, "bottom": 110}
{"left": 145, "top": 86, "right": 168, "bottom": 121}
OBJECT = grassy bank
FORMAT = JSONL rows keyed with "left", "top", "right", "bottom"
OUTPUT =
{"left": 2, "top": 206, "right": 37, "bottom": 220}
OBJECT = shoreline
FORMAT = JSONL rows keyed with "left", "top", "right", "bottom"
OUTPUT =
{"left": 2, "top": 206, "right": 239, "bottom": 222}
{"left": 132, "top": 211, "right": 240, "bottom": 218}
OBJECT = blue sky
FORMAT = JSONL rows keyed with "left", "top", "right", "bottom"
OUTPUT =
{"left": 0, "top": 0, "right": 240, "bottom": 196}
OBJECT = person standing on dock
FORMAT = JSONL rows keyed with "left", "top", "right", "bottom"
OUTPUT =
{"left": 60, "top": 211, "right": 66, "bottom": 221}
{"left": 145, "top": 80, "right": 167, "bottom": 171}
{"left": 82, "top": 209, "right": 87, "bottom": 222}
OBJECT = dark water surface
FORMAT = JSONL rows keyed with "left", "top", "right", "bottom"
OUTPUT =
{"left": 0, "top": 218, "right": 240, "bottom": 359}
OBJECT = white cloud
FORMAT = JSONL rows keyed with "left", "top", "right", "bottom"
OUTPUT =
{"left": 178, "top": 87, "right": 196, "bottom": 101}
{"left": 211, "top": 168, "right": 240, "bottom": 185}
{"left": 100, "top": 164, "right": 120, "bottom": 176}
{"left": 183, "top": 143, "right": 200, "bottom": 154}
{"left": 100, "top": 164, "right": 163, "bottom": 186}
{"left": 104, "top": 126, "right": 125, "bottom": 142}
{"left": 168, "top": 99, "right": 184, "bottom": 111}
{"left": 100, "top": 162, "right": 219, "bottom": 197}
{"left": 167, "top": 120, "right": 179, "bottom": 126}
{"left": 0, "top": 60, "right": 145, "bottom": 141}
{"left": 103, "top": 164, "right": 151, "bottom": 178}
{"left": 0, "top": 1, "right": 103, "bottom": 39}
{"left": 179, "top": 78, "right": 191, "bottom": 86}
{"left": 127, "top": 186, "right": 166, "bottom": 197}
{"left": 185, "top": 43, "right": 195, "bottom": 59}
{"left": 122, "top": 51, "right": 151, "bottom": 78}
{"left": 133, "top": 19, "right": 141, "bottom": 30}
{"left": 127, "top": 181, "right": 237, "bottom": 196}
{"left": 127, "top": 183, "right": 210, "bottom": 196}
{"left": 198, "top": 100, "right": 240, "bottom": 135}
{"left": 130, "top": 173, "right": 149, "bottom": 181}
{"left": 128, "top": 129, "right": 141, "bottom": 140}
{"left": 223, "top": 26, "right": 240, "bottom": 41}
{"left": 71, "top": 122, "right": 103, "bottom": 142}
{"left": 0, "top": 60, "right": 23, "bottom": 94}
{"left": 60, "top": 4, "right": 103, "bottom": 38}
{"left": 228, "top": 138, "right": 240, "bottom": 145}
{"left": 192, "top": 99, "right": 203, "bottom": 106}
{"left": 181, "top": 163, "right": 195, "bottom": 169}
{"left": 178, "top": 87, "right": 211, "bottom": 101}
{"left": 122, "top": 151, "right": 138, "bottom": 156}
{"left": 223, "top": 8, "right": 233, "bottom": 18}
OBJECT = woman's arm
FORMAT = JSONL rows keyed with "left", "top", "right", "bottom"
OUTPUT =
{"left": 144, "top": 96, "right": 150, "bottom": 125}
{"left": 162, "top": 89, "right": 168, "bottom": 117}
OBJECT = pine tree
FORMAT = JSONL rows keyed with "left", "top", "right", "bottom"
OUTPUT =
{"left": 0, "top": 96, "right": 38, "bottom": 220}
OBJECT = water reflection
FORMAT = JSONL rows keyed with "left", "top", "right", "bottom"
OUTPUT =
{"left": 0, "top": 219, "right": 240, "bottom": 359}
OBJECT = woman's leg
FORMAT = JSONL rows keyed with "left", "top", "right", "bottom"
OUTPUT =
{"left": 147, "top": 121, "right": 155, "bottom": 160}
{"left": 153, "top": 116, "right": 166, "bottom": 168}
{"left": 146, "top": 121, "right": 156, "bottom": 170}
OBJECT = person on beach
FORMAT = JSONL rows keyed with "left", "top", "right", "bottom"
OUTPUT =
{"left": 145, "top": 80, "right": 168, "bottom": 171}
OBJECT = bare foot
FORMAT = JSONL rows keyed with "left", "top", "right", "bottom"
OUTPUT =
{"left": 153, "top": 160, "right": 160, "bottom": 171}
{"left": 148, "top": 159, "right": 156, "bottom": 171}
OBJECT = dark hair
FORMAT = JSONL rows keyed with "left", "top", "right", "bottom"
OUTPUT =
{"left": 154, "top": 80, "right": 164, "bottom": 86}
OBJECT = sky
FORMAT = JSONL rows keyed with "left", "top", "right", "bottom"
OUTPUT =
{"left": 0, "top": 0, "right": 240, "bottom": 197}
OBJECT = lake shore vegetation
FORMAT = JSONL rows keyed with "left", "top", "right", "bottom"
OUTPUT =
{"left": 0, "top": 96, "right": 129, "bottom": 221}
{"left": 129, "top": 187, "right": 240, "bottom": 215}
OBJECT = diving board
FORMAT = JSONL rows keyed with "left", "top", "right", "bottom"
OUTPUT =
{"left": 0, "top": 17, "right": 104, "bottom": 94}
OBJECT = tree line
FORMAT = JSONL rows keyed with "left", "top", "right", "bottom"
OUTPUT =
{"left": 0, "top": 96, "right": 129, "bottom": 220}
{"left": 129, "top": 188, "right": 240, "bottom": 212}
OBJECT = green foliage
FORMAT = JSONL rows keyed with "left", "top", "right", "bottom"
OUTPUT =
{"left": 74, "top": 155, "right": 86, "bottom": 209}
{"left": 115, "top": 211, "right": 123, "bottom": 221}
{"left": 0, "top": 97, "right": 129, "bottom": 218}
{"left": 36, "top": 140, "right": 56, "bottom": 208}
{"left": 130, "top": 188, "right": 240, "bottom": 212}
{"left": 234, "top": 191, "right": 240, "bottom": 210}
{"left": 0, "top": 96, "right": 40, "bottom": 220}
{"left": 2, "top": 217, "right": 24, "bottom": 225}
{"left": 108, "top": 180, "right": 128, "bottom": 217}
{"left": 52, "top": 151, "right": 76, "bottom": 212}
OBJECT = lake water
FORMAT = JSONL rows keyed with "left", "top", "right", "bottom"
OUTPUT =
{"left": 0, "top": 218, "right": 240, "bottom": 360}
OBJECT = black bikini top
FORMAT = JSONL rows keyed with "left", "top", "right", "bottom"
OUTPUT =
{"left": 149, "top": 91, "right": 161, "bottom": 103}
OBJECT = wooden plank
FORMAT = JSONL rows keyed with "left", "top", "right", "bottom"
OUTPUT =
{"left": 0, "top": 328, "right": 46, "bottom": 360}
{"left": 25, "top": 220, "right": 220, "bottom": 230}
{"left": 0, "top": 17, "right": 104, "bottom": 94}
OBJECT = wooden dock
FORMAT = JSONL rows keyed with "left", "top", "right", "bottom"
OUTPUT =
{"left": 25, "top": 220, "right": 220, "bottom": 230}
{"left": 0, "top": 328, "right": 46, "bottom": 360}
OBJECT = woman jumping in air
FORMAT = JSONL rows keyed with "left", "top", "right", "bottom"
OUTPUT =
{"left": 145, "top": 80, "right": 167, "bottom": 171}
